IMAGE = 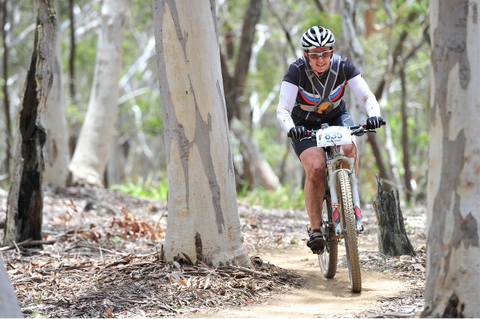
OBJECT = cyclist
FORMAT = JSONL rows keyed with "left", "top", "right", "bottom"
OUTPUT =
{"left": 276, "top": 26, "right": 383, "bottom": 253}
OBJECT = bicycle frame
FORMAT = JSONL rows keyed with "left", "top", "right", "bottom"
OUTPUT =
{"left": 325, "top": 143, "right": 363, "bottom": 237}
{"left": 292, "top": 122, "right": 385, "bottom": 293}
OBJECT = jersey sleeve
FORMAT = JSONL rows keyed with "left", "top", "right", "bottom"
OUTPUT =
{"left": 348, "top": 74, "right": 381, "bottom": 117}
{"left": 276, "top": 81, "right": 298, "bottom": 133}
{"left": 282, "top": 60, "right": 301, "bottom": 86}
{"left": 342, "top": 57, "right": 361, "bottom": 80}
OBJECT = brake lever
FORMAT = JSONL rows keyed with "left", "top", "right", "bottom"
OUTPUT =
{"left": 351, "top": 128, "right": 364, "bottom": 136}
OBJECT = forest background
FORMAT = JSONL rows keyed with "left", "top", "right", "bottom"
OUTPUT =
{"left": 0, "top": 0, "right": 430, "bottom": 209}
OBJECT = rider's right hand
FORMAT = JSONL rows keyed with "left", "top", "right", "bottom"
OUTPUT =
{"left": 288, "top": 126, "right": 308, "bottom": 139}
{"left": 366, "top": 116, "right": 384, "bottom": 129}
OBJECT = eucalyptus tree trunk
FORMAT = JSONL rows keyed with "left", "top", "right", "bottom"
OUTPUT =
{"left": 3, "top": 0, "right": 56, "bottom": 246}
{"left": 0, "top": 255, "right": 22, "bottom": 317}
{"left": 153, "top": 0, "right": 251, "bottom": 267}
{"left": 422, "top": 1, "right": 480, "bottom": 317}
{"left": 69, "top": 0, "right": 128, "bottom": 186}
{"left": 44, "top": 0, "right": 71, "bottom": 187}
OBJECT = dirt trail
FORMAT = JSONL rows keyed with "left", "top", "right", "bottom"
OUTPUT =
{"left": 184, "top": 247, "right": 407, "bottom": 318}
{"left": 1, "top": 188, "right": 425, "bottom": 318}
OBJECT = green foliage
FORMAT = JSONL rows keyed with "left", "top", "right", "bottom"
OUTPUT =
{"left": 110, "top": 177, "right": 304, "bottom": 210}
{"left": 301, "top": 11, "right": 342, "bottom": 38}
{"left": 238, "top": 184, "right": 304, "bottom": 209}
{"left": 253, "top": 126, "right": 287, "bottom": 169}
{"left": 110, "top": 176, "right": 168, "bottom": 201}
{"left": 1, "top": 0, "right": 432, "bottom": 208}
{"left": 110, "top": 235, "right": 122, "bottom": 244}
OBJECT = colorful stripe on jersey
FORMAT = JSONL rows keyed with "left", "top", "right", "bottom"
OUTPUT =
{"left": 329, "top": 82, "right": 346, "bottom": 102}
{"left": 298, "top": 87, "right": 321, "bottom": 105}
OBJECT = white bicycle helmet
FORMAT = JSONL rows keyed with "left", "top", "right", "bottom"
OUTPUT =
{"left": 301, "top": 26, "right": 335, "bottom": 50}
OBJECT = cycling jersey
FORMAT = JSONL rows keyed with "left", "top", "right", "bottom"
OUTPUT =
{"left": 276, "top": 54, "right": 381, "bottom": 133}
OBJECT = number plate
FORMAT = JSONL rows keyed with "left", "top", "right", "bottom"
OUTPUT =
{"left": 316, "top": 126, "right": 352, "bottom": 147}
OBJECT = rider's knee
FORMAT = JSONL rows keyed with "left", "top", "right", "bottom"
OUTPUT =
{"left": 306, "top": 160, "right": 326, "bottom": 179}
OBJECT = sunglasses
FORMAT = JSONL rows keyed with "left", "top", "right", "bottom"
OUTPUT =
{"left": 307, "top": 50, "right": 333, "bottom": 60}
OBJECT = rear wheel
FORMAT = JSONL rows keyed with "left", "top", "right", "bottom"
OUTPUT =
{"left": 337, "top": 170, "right": 362, "bottom": 293}
{"left": 318, "top": 192, "right": 338, "bottom": 278}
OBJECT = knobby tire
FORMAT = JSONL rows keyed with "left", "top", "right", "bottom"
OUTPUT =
{"left": 318, "top": 195, "right": 338, "bottom": 278}
{"left": 337, "top": 170, "right": 362, "bottom": 293}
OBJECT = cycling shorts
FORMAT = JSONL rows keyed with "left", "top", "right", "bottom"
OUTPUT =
{"left": 290, "top": 107, "right": 354, "bottom": 158}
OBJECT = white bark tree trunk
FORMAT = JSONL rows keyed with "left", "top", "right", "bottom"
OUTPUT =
{"left": 44, "top": 0, "right": 71, "bottom": 187}
{"left": 423, "top": 1, "right": 480, "bottom": 317}
{"left": 153, "top": 0, "right": 251, "bottom": 267}
{"left": 0, "top": 255, "right": 22, "bottom": 318}
{"left": 69, "top": 0, "right": 128, "bottom": 186}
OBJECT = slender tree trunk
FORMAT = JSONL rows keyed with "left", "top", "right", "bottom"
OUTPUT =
{"left": 221, "top": 0, "right": 263, "bottom": 122}
{"left": 369, "top": 2, "right": 418, "bottom": 194}
{"left": 422, "top": 1, "right": 480, "bottom": 317}
{"left": 1, "top": 0, "right": 11, "bottom": 177}
{"left": 342, "top": 0, "right": 364, "bottom": 125}
{"left": 153, "top": 0, "right": 251, "bottom": 267}
{"left": 399, "top": 66, "right": 412, "bottom": 202}
{"left": 44, "top": 0, "right": 71, "bottom": 187}
{"left": 3, "top": 0, "right": 56, "bottom": 246}
{"left": 341, "top": 0, "right": 367, "bottom": 201}
{"left": 219, "top": 0, "right": 267, "bottom": 190}
{"left": 69, "top": 0, "right": 128, "bottom": 186}
{"left": 364, "top": 0, "right": 379, "bottom": 38}
{"left": 69, "top": 0, "right": 76, "bottom": 100}
{"left": 367, "top": 134, "right": 392, "bottom": 186}
{"left": 230, "top": 117, "right": 281, "bottom": 191}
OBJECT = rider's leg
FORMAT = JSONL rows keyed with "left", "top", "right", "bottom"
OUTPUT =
{"left": 341, "top": 136, "right": 358, "bottom": 174}
{"left": 299, "top": 146, "right": 327, "bottom": 230}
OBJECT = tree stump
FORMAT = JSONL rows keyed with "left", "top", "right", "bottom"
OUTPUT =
{"left": 373, "top": 175, "right": 415, "bottom": 256}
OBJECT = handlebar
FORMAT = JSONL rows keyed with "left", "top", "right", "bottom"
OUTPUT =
{"left": 287, "top": 120, "right": 387, "bottom": 139}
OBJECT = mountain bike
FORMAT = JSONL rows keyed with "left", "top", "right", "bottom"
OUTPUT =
{"left": 290, "top": 122, "right": 385, "bottom": 293}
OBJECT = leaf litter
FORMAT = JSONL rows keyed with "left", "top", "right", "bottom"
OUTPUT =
{"left": 0, "top": 185, "right": 426, "bottom": 318}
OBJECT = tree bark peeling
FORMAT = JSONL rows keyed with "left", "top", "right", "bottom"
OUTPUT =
{"left": 153, "top": 0, "right": 251, "bottom": 267}
{"left": 423, "top": 1, "right": 480, "bottom": 317}
{"left": 3, "top": 0, "right": 56, "bottom": 245}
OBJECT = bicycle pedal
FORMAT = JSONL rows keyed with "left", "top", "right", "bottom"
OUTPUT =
{"left": 356, "top": 224, "right": 364, "bottom": 233}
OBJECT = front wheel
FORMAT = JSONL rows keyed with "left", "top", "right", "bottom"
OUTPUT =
{"left": 318, "top": 193, "right": 338, "bottom": 278}
{"left": 337, "top": 170, "right": 362, "bottom": 293}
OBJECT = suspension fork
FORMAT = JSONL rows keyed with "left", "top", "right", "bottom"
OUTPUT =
{"left": 349, "top": 165, "right": 364, "bottom": 232}
{"left": 326, "top": 159, "right": 342, "bottom": 237}
{"left": 326, "top": 145, "right": 363, "bottom": 235}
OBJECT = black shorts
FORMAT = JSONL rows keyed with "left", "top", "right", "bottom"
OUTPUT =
{"left": 291, "top": 107, "right": 354, "bottom": 158}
